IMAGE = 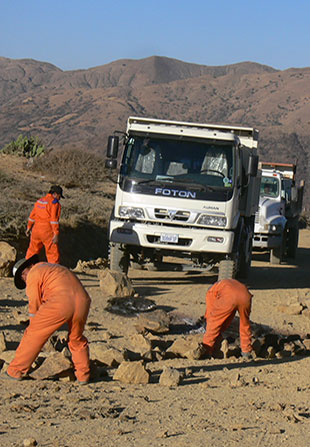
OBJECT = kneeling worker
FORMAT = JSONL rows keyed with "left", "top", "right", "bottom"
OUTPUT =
{"left": 203, "top": 279, "right": 253, "bottom": 358}
{"left": 7, "top": 255, "right": 91, "bottom": 383}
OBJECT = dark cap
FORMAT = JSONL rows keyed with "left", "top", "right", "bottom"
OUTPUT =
{"left": 49, "top": 185, "right": 65, "bottom": 198}
{"left": 12, "top": 254, "right": 39, "bottom": 289}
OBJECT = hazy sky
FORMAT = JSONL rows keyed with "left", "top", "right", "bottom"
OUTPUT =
{"left": 1, "top": 0, "right": 309, "bottom": 71}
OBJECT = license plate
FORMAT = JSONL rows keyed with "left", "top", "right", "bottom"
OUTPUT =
{"left": 160, "top": 233, "right": 179, "bottom": 243}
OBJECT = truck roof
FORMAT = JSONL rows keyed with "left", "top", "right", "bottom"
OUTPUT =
{"left": 127, "top": 116, "right": 259, "bottom": 148}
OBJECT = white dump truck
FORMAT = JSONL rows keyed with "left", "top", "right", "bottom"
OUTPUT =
{"left": 253, "top": 162, "right": 304, "bottom": 264}
{"left": 105, "top": 116, "right": 261, "bottom": 280}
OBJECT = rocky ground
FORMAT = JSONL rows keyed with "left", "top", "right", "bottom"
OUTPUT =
{"left": 0, "top": 230, "right": 310, "bottom": 447}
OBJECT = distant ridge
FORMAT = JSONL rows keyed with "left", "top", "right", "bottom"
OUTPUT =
{"left": 0, "top": 55, "right": 309, "bottom": 207}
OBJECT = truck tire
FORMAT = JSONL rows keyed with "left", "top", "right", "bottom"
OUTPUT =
{"left": 109, "top": 243, "right": 129, "bottom": 274}
{"left": 236, "top": 237, "right": 252, "bottom": 279}
{"left": 287, "top": 227, "right": 299, "bottom": 258}
{"left": 270, "top": 234, "right": 285, "bottom": 264}
{"left": 218, "top": 259, "right": 236, "bottom": 280}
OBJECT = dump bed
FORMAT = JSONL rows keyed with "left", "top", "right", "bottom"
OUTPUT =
{"left": 127, "top": 116, "right": 259, "bottom": 149}
{"left": 259, "top": 162, "right": 296, "bottom": 180}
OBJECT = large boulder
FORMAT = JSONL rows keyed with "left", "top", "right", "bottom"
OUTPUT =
{"left": 0, "top": 242, "right": 17, "bottom": 277}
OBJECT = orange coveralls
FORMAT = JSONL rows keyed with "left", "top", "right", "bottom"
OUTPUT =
{"left": 203, "top": 279, "right": 253, "bottom": 354}
{"left": 26, "top": 193, "right": 61, "bottom": 264}
{"left": 8, "top": 263, "right": 91, "bottom": 382}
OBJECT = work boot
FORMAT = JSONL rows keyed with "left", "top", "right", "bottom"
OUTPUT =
{"left": 1, "top": 371, "right": 23, "bottom": 381}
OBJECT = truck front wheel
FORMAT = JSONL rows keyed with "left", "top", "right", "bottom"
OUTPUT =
{"left": 270, "top": 233, "right": 286, "bottom": 264}
{"left": 287, "top": 227, "right": 299, "bottom": 259}
{"left": 109, "top": 243, "right": 129, "bottom": 274}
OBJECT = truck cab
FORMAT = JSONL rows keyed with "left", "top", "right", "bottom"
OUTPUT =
{"left": 106, "top": 116, "right": 260, "bottom": 280}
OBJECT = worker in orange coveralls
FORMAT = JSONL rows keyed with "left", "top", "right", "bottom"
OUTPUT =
{"left": 203, "top": 279, "right": 253, "bottom": 359}
{"left": 6, "top": 255, "right": 91, "bottom": 383}
{"left": 25, "top": 185, "right": 64, "bottom": 264}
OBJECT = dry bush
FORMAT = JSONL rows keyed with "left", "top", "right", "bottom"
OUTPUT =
{"left": 0, "top": 154, "right": 116, "bottom": 265}
{"left": 32, "top": 148, "right": 110, "bottom": 188}
{"left": 0, "top": 165, "right": 43, "bottom": 253}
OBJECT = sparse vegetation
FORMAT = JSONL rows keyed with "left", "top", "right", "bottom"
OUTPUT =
{"left": 1, "top": 134, "right": 45, "bottom": 158}
{"left": 32, "top": 148, "right": 110, "bottom": 189}
{"left": 0, "top": 152, "right": 116, "bottom": 265}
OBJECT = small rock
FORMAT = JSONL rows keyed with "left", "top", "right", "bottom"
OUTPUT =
{"left": 277, "top": 303, "right": 303, "bottom": 315}
{"left": 0, "top": 332, "right": 8, "bottom": 353}
{"left": 23, "top": 439, "right": 37, "bottom": 447}
{"left": 12, "top": 309, "right": 29, "bottom": 325}
{"left": 97, "top": 269, "right": 135, "bottom": 297}
{"left": 113, "top": 360, "right": 150, "bottom": 384}
{"left": 0, "top": 241, "right": 17, "bottom": 277}
{"left": 166, "top": 336, "right": 206, "bottom": 359}
{"left": 128, "top": 334, "right": 152, "bottom": 355}
{"left": 90, "top": 343, "right": 126, "bottom": 367}
{"left": 29, "top": 352, "right": 73, "bottom": 380}
{"left": 159, "top": 367, "right": 183, "bottom": 387}
{"left": 135, "top": 309, "right": 170, "bottom": 334}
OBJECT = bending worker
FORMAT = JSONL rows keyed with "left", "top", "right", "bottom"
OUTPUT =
{"left": 25, "top": 185, "right": 64, "bottom": 264}
{"left": 7, "top": 255, "right": 91, "bottom": 383}
{"left": 203, "top": 279, "right": 253, "bottom": 358}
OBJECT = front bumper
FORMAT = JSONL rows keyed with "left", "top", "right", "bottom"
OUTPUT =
{"left": 109, "top": 220, "right": 235, "bottom": 254}
{"left": 253, "top": 232, "right": 282, "bottom": 249}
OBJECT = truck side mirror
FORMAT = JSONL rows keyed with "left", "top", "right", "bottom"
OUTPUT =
{"left": 107, "top": 136, "right": 119, "bottom": 159}
{"left": 247, "top": 154, "right": 259, "bottom": 177}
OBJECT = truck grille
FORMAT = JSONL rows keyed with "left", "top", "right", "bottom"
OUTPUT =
{"left": 255, "top": 211, "right": 260, "bottom": 223}
{"left": 154, "top": 208, "right": 190, "bottom": 222}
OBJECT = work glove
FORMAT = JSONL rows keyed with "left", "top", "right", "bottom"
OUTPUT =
{"left": 241, "top": 351, "right": 253, "bottom": 360}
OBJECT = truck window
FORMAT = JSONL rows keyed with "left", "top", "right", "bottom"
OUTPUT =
{"left": 260, "top": 176, "right": 279, "bottom": 198}
{"left": 121, "top": 136, "right": 234, "bottom": 188}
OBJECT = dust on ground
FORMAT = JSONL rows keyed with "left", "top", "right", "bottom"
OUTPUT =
{"left": 0, "top": 230, "right": 310, "bottom": 447}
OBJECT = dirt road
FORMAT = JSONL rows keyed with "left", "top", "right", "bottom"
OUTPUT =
{"left": 0, "top": 230, "right": 310, "bottom": 446}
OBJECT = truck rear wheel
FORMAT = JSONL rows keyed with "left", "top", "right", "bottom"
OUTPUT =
{"left": 287, "top": 227, "right": 299, "bottom": 258}
{"left": 218, "top": 259, "right": 236, "bottom": 280}
{"left": 109, "top": 243, "right": 129, "bottom": 274}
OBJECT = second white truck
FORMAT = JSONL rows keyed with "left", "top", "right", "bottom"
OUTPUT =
{"left": 253, "top": 162, "right": 304, "bottom": 264}
{"left": 106, "top": 116, "right": 261, "bottom": 280}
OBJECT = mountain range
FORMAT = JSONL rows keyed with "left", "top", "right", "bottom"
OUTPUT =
{"left": 0, "top": 55, "right": 309, "bottom": 207}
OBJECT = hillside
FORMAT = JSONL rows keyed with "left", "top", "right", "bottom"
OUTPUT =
{"left": 0, "top": 55, "right": 309, "bottom": 207}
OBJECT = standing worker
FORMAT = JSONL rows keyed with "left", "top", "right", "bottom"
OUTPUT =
{"left": 25, "top": 185, "right": 64, "bottom": 264}
{"left": 6, "top": 255, "right": 91, "bottom": 383}
{"left": 203, "top": 279, "right": 253, "bottom": 358}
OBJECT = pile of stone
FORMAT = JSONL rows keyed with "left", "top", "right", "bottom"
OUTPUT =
{"left": 1, "top": 268, "right": 310, "bottom": 387}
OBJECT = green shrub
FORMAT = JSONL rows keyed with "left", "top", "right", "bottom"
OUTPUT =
{"left": 1, "top": 135, "right": 45, "bottom": 158}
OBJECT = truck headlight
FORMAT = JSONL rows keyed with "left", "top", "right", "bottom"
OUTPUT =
{"left": 197, "top": 214, "right": 227, "bottom": 227}
{"left": 269, "top": 224, "right": 282, "bottom": 233}
{"left": 119, "top": 206, "right": 145, "bottom": 219}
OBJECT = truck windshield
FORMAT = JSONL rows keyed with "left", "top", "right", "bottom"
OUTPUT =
{"left": 260, "top": 176, "right": 280, "bottom": 198}
{"left": 121, "top": 136, "right": 234, "bottom": 189}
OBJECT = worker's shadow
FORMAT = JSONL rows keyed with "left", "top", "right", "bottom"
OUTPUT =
{"left": 180, "top": 354, "right": 309, "bottom": 385}
{"left": 150, "top": 354, "right": 308, "bottom": 386}
{"left": 0, "top": 298, "right": 27, "bottom": 308}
